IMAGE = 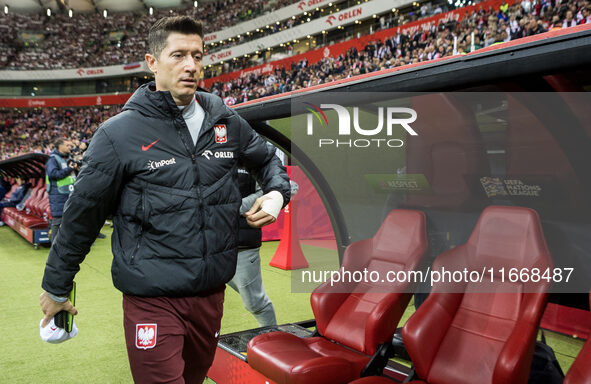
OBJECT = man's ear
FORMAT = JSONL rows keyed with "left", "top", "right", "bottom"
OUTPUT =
{"left": 145, "top": 53, "right": 157, "bottom": 74}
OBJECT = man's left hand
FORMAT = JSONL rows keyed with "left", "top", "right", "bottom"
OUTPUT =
{"left": 40, "top": 291, "right": 77, "bottom": 328}
{"left": 245, "top": 191, "right": 283, "bottom": 228}
{"left": 245, "top": 196, "right": 276, "bottom": 228}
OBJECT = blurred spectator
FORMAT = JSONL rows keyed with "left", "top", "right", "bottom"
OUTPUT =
{"left": 563, "top": 10, "right": 578, "bottom": 27}
{"left": 45, "top": 138, "right": 77, "bottom": 243}
{"left": 579, "top": 6, "right": 591, "bottom": 23}
{"left": 0, "top": 176, "right": 9, "bottom": 200}
{"left": 0, "top": 177, "right": 31, "bottom": 226}
{"left": 581, "top": 7, "right": 591, "bottom": 23}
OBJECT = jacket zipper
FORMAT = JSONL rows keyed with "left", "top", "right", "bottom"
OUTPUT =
{"left": 131, "top": 190, "right": 145, "bottom": 265}
{"left": 174, "top": 114, "right": 207, "bottom": 261}
{"left": 190, "top": 149, "right": 207, "bottom": 260}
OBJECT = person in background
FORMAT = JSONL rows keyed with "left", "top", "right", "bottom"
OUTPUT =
{"left": 0, "top": 177, "right": 31, "bottom": 226}
{"left": 45, "top": 138, "right": 78, "bottom": 243}
{"left": 0, "top": 176, "right": 9, "bottom": 201}
{"left": 40, "top": 16, "right": 289, "bottom": 383}
{"left": 228, "top": 167, "right": 277, "bottom": 327}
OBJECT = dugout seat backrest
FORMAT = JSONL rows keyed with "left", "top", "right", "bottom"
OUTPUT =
{"left": 25, "top": 183, "right": 44, "bottom": 216}
{"left": 33, "top": 182, "right": 48, "bottom": 218}
{"left": 401, "top": 206, "right": 552, "bottom": 384}
{"left": 505, "top": 94, "right": 582, "bottom": 214}
{"left": 405, "top": 93, "right": 489, "bottom": 210}
{"left": 40, "top": 189, "right": 51, "bottom": 220}
{"left": 247, "top": 209, "right": 428, "bottom": 384}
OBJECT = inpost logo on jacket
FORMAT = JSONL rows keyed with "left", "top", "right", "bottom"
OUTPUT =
{"left": 147, "top": 157, "right": 176, "bottom": 171}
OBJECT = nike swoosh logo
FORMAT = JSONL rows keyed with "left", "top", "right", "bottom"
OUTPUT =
{"left": 50, "top": 327, "right": 57, "bottom": 331}
{"left": 142, "top": 139, "right": 159, "bottom": 151}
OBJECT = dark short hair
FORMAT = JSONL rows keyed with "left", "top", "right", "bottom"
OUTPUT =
{"left": 55, "top": 138, "right": 67, "bottom": 148}
{"left": 148, "top": 16, "right": 204, "bottom": 58}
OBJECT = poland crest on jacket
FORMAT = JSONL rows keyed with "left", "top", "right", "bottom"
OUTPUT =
{"left": 214, "top": 124, "right": 227, "bottom": 143}
{"left": 136, "top": 324, "right": 157, "bottom": 349}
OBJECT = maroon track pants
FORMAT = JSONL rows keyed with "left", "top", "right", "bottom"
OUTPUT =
{"left": 123, "top": 287, "right": 225, "bottom": 384}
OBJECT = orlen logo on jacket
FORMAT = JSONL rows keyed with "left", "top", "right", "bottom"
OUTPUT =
{"left": 147, "top": 157, "right": 176, "bottom": 171}
{"left": 305, "top": 103, "right": 418, "bottom": 149}
{"left": 201, "top": 150, "right": 234, "bottom": 160}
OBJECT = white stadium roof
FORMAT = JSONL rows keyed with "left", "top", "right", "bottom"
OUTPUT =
{"left": 3, "top": 0, "right": 209, "bottom": 14}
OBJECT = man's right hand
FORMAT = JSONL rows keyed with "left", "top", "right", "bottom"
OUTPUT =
{"left": 40, "top": 291, "right": 77, "bottom": 327}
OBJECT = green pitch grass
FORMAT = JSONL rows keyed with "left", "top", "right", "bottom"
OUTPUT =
{"left": 0, "top": 225, "right": 584, "bottom": 383}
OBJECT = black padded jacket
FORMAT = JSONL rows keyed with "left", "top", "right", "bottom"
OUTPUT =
{"left": 237, "top": 168, "right": 262, "bottom": 249}
{"left": 42, "top": 83, "right": 290, "bottom": 297}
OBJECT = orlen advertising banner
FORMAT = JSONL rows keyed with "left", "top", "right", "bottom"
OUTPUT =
{"left": 203, "top": 0, "right": 400, "bottom": 66}
{"left": 204, "top": 0, "right": 333, "bottom": 44}
{"left": 0, "top": 93, "right": 132, "bottom": 108}
{"left": 0, "top": 62, "right": 150, "bottom": 81}
{"left": 202, "top": 0, "right": 512, "bottom": 88}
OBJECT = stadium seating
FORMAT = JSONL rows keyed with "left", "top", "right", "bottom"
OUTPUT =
{"left": 401, "top": 206, "right": 552, "bottom": 384}
{"left": 247, "top": 209, "right": 428, "bottom": 384}
{"left": 349, "top": 206, "right": 554, "bottom": 384}
{"left": 1, "top": 0, "right": 296, "bottom": 70}
{"left": 3, "top": 179, "right": 50, "bottom": 228}
{"left": 563, "top": 293, "right": 591, "bottom": 384}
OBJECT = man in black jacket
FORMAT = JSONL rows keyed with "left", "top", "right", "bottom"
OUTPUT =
{"left": 39, "top": 16, "right": 290, "bottom": 383}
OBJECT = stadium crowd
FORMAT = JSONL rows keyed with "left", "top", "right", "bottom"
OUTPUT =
{"left": 1, "top": 0, "right": 443, "bottom": 70}
{"left": 1, "top": 0, "right": 590, "bottom": 157}
{"left": 209, "top": 0, "right": 591, "bottom": 105}
{"left": 0, "top": 106, "right": 120, "bottom": 160}
{"left": 0, "top": 0, "right": 294, "bottom": 70}
{"left": 204, "top": 0, "right": 401, "bottom": 55}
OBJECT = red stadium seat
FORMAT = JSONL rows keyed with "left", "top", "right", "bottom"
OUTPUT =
{"left": 15, "top": 182, "right": 44, "bottom": 226}
{"left": 31, "top": 187, "right": 47, "bottom": 218}
{"left": 19, "top": 214, "right": 47, "bottom": 228}
{"left": 24, "top": 183, "right": 43, "bottom": 216}
{"left": 563, "top": 293, "right": 591, "bottom": 384}
{"left": 4, "top": 182, "right": 36, "bottom": 223}
{"left": 4, "top": 180, "right": 48, "bottom": 228}
{"left": 3, "top": 207, "right": 18, "bottom": 220}
{"left": 399, "top": 206, "right": 552, "bottom": 384}
{"left": 40, "top": 190, "right": 52, "bottom": 221}
{"left": 247, "top": 209, "right": 428, "bottom": 384}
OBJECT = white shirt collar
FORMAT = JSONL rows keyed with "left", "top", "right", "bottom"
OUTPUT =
{"left": 178, "top": 95, "right": 197, "bottom": 119}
